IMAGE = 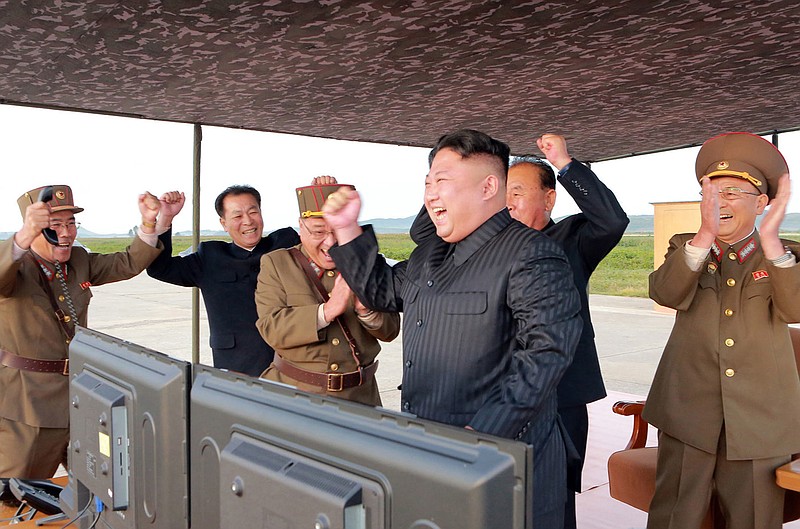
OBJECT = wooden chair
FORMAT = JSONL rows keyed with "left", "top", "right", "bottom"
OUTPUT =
{"left": 607, "top": 327, "right": 800, "bottom": 528}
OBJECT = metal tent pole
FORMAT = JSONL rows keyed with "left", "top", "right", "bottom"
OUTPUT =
{"left": 192, "top": 124, "right": 202, "bottom": 365}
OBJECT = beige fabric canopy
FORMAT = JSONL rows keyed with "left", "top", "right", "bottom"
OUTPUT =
{"left": 2, "top": 0, "right": 799, "bottom": 161}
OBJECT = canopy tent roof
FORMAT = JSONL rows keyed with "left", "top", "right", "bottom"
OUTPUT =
{"left": 2, "top": 0, "right": 800, "bottom": 161}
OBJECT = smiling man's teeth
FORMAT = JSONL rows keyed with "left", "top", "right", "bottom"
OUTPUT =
{"left": 242, "top": 228, "right": 256, "bottom": 234}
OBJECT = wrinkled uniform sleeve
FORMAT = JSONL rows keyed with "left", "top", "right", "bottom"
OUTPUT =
{"left": 254, "top": 251, "right": 324, "bottom": 349}
{"left": 362, "top": 310, "right": 401, "bottom": 342}
{"left": 468, "top": 238, "right": 582, "bottom": 438}
{"left": 0, "top": 238, "right": 22, "bottom": 296}
{"left": 86, "top": 235, "right": 163, "bottom": 286}
{"left": 767, "top": 240, "right": 800, "bottom": 322}
{"left": 649, "top": 233, "right": 702, "bottom": 311}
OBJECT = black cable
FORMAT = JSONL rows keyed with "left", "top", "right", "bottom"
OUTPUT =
{"left": 59, "top": 491, "right": 94, "bottom": 529}
{"left": 86, "top": 507, "right": 102, "bottom": 529}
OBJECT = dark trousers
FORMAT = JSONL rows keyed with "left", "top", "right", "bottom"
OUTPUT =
{"left": 560, "top": 404, "right": 589, "bottom": 529}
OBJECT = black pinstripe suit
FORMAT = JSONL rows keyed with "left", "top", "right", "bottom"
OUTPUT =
{"left": 330, "top": 209, "right": 582, "bottom": 525}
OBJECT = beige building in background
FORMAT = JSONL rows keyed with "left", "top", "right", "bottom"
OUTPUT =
{"left": 651, "top": 201, "right": 701, "bottom": 312}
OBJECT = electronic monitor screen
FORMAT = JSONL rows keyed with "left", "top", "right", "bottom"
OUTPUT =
{"left": 190, "top": 365, "right": 533, "bottom": 529}
{"left": 62, "top": 327, "right": 191, "bottom": 529}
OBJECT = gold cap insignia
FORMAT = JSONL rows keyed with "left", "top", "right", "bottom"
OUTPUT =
{"left": 716, "top": 161, "right": 729, "bottom": 170}
{"left": 55, "top": 190, "right": 66, "bottom": 200}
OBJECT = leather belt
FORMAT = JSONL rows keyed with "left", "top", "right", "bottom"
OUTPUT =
{"left": 0, "top": 349, "right": 69, "bottom": 375}
{"left": 272, "top": 355, "right": 377, "bottom": 392}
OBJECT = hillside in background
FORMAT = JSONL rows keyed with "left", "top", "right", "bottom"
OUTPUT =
{"left": 5, "top": 213, "right": 800, "bottom": 240}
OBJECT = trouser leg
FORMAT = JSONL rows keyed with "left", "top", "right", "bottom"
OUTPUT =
{"left": 0, "top": 417, "right": 69, "bottom": 479}
{"left": 532, "top": 421, "right": 567, "bottom": 529}
{"left": 559, "top": 404, "right": 588, "bottom": 529}
{"left": 646, "top": 431, "right": 715, "bottom": 529}
{"left": 714, "top": 432, "right": 787, "bottom": 529}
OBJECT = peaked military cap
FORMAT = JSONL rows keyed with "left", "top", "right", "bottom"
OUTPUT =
{"left": 695, "top": 132, "right": 788, "bottom": 200}
{"left": 296, "top": 184, "right": 352, "bottom": 218}
{"left": 17, "top": 185, "right": 84, "bottom": 219}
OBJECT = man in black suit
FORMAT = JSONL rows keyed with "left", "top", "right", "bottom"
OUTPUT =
{"left": 325, "top": 129, "right": 582, "bottom": 527}
{"left": 146, "top": 185, "right": 299, "bottom": 376}
{"left": 410, "top": 133, "right": 628, "bottom": 528}
{"left": 509, "top": 134, "right": 628, "bottom": 528}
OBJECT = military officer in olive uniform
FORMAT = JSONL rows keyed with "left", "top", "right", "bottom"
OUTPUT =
{"left": 0, "top": 185, "right": 164, "bottom": 478}
{"left": 254, "top": 183, "right": 400, "bottom": 406}
{"left": 644, "top": 133, "right": 800, "bottom": 529}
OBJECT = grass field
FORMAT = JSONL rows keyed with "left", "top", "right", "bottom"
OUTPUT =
{"left": 590, "top": 235, "right": 653, "bottom": 298}
{"left": 80, "top": 232, "right": 656, "bottom": 297}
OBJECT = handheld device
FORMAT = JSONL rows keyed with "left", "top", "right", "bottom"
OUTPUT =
{"left": 38, "top": 186, "right": 60, "bottom": 245}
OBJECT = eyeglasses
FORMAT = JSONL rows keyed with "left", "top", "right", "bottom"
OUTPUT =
{"left": 699, "top": 187, "right": 761, "bottom": 201}
{"left": 300, "top": 219, "right": 334, "bottom": 240}
{"left": 49, "top": 220, "right": 81, "bottom": 231}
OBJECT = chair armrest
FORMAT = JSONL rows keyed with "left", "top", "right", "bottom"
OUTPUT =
{"left": 612, "top": 400, "right": 649, "bottom": 450}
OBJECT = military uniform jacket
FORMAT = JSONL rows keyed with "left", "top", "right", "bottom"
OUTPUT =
{"left": 147, "top": 227, "right": 300, "bottom": 376}
{"left": 643, "top": 232, "right": 800, "bottom": 460}
{"left": 0, "top": 236, "right": 162, "bottom": 428}
{"left": 255, "top": 245, "right": 400, "bottom": 406}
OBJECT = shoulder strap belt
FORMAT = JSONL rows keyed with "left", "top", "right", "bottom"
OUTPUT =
{"left": 288, "top": 248, "right": 364, "bottom": 367}
{"left": 27, "top": 254, "right": 75, "bottom": 340}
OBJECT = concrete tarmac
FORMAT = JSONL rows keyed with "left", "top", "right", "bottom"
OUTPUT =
{"left": 87, "top": 273, "right": 675, "bottom": 411}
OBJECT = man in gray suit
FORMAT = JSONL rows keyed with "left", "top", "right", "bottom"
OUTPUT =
{"left": 325, "top": 129, "right": 582, "bottom": 527}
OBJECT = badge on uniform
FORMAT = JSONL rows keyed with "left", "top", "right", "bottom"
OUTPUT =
{"left": 752, "top": 270, "right": 769, "bottom": 281}
{"left": 707, "top": 262, "right": 718, "bottom": 274}
{"left": 80, "top": 281, "right": 92, "bottom": 290}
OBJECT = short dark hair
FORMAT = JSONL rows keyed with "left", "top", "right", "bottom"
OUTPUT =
{"left": 428, "top": 129, "right": 510, "bottom": 177}
{"left": 214, "top": 185, "right": 261, "bottom": 218}
{"left": 510, "top": 155, "right": 556, "bottom": 190}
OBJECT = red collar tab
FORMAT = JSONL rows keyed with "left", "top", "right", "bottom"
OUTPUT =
{"left": 36, "top": 260, "right": 68, "bottom": 282}
{"left": 737, "top": 237, "right": 757, "bottom": 263}
{"left": 710, "top": 241, "right": 722, "bottom": 262}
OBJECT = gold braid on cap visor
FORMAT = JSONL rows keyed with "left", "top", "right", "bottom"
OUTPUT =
{"left": 703, "top": 170, "right": 763, "bottom": 190}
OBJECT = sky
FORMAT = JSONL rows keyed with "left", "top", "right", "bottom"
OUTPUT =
{"left": 2, "top": 104, "right": 800, "bottom": 235}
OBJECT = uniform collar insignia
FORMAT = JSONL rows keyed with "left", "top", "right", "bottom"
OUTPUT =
{"left": 35, "top": 260, "right": 68, "bottom": 281}
{"left": 300, "top": 247, "right": 326, "bottom": 278}
{"left": 710, "top": 241, "right": 722, "bottom": 262}
{"left": 736, "top": 237, "right": 757, "bottom": 263}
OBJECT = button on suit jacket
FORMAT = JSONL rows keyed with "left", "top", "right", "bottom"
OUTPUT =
{"left": 255, "top": 245, "right": 400, "bottom": 405}
{"left": 330, "top": 209, "right": 582, "bottom": 516}
{"left": 0, "top": 236, "right": 163, "bottom": 428}
{"left": 147, "top": 227, "right": 299, "bottom": 376}
{"left": 544, "top": 160, "right": 628, "bottom": 408}
{"left": 410, "top": 160, "right": 628, "bottom": 409}
{"left": 644, "top": 232, "right": 800, "bottom": 459}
